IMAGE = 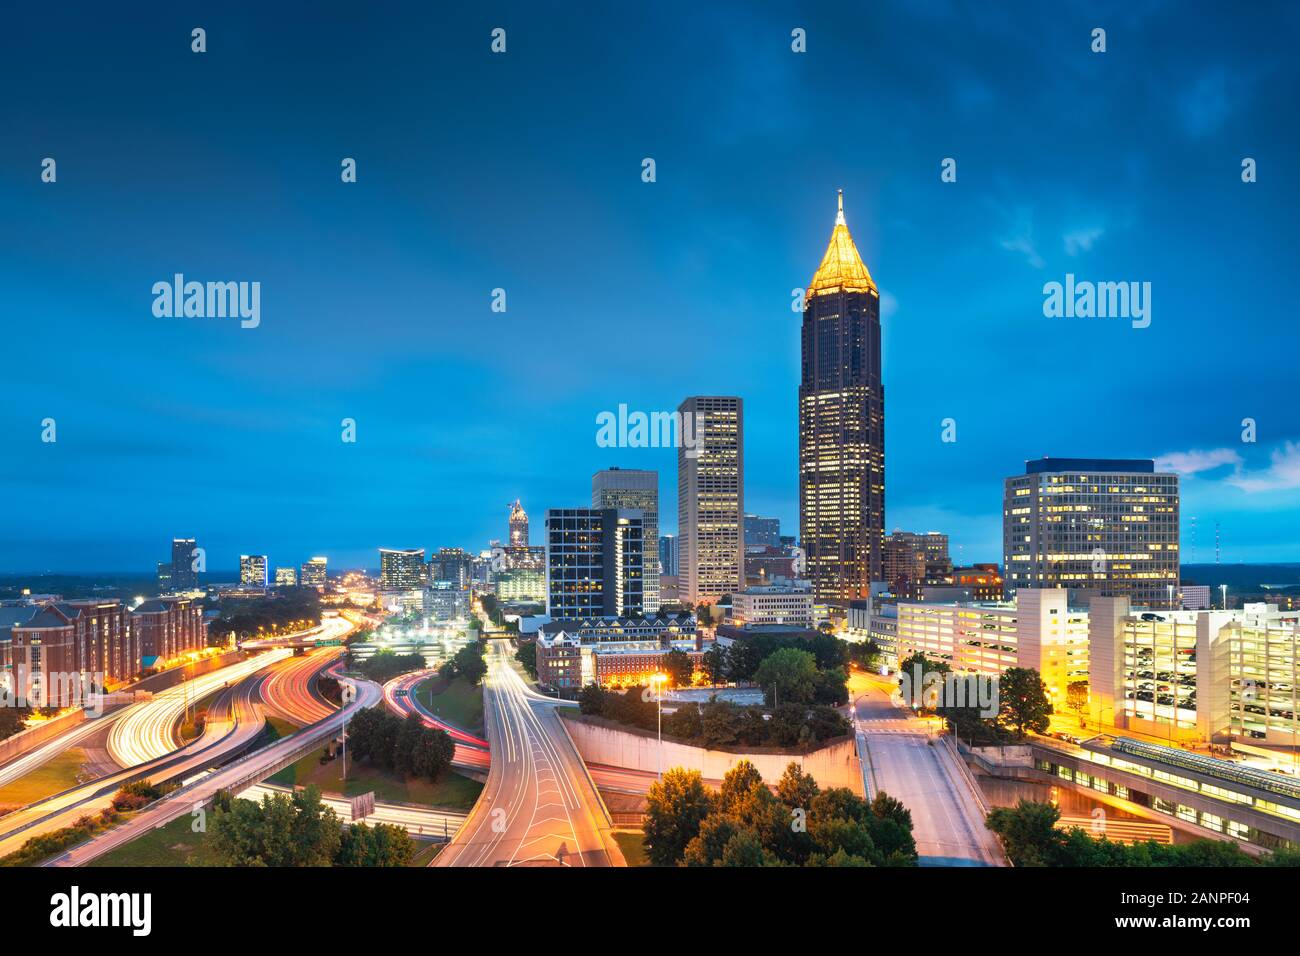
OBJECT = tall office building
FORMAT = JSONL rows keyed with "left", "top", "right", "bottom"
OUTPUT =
{"left": 544, "top": 508, "right": 645, "bottom": 618}
{"left": 743, "top": 514, "right": 781, "bottom": 548}
{"left": 239, "top": 554, "right": 268, "bottom": 587}
{"left": 509, "top": 500, "right": 529, "bottom": 548}
{"left": 171, "top": 537, "right": 199, "bottom": 590}
{"left": 378, "top": 548, "right": 425, "bottom": 591}
{"left": 1004, "top": 457, "right": 1179, "bottom": 608}
{"left": 799, "top": 191, "right": 885, "bottom": 605}
{"left": 274, "top": 567, "right": 297, "bottom": 587}
{"left": 592, "top": 468, "right": 660, "bottom": 613}
{"left": 300, "top": 556, "right": 328, "bottom": 589}
{"left": 882, "top": 530, "right": 952, "bottom": 595}
{"left": 658, "top": 534, "right": 678, "bottom": 577}
{"left": 678, "top": 395, "right": 744, "bottom": 605}
{"left": 430, "top": 547, "right": 473, "bottom": 588}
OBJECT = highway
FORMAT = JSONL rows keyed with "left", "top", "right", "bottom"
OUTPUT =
{"left": 47, "top": 671, "right": 384, "bottom": 866}
{"left": 434, "top": 641, "right": 621, "bottom": 867}
{"left": 852, "top": 673, "right": 1007, "bottom": 867}
{"left": 260, "top": 646, "right": 344, "bottom": 726}
{"left": 107, "top": 649, "right": 291, "bottom": 767}
{"left": 0, "top": 673, "right": 268, "bottom": 858}
{"left": 0, "top": 711, "right": 131, "bottom": 789}
{"left": 382, "top": 671, "right": 491, "bottom": 774}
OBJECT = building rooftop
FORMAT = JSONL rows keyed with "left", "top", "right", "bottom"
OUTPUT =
{"left": 807, "top": 191, "right": 876, "bottom": 298}
{"left": 1023, "top": 457, "right": 1156, "bottom": 475}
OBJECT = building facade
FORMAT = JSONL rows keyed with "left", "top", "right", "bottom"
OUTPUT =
{"left": 131, "top": 597, "right": 206, "bottom": 669}
{"left": 509, "top": 500, "right": 529, "bottom": 548}
{"left": 171, "top": 537, "right": 199, "bottom": 590}
{"left": 677, "top": 395, "right": 744, "bottom": 605}
{"left": 379, "top": 548, "right": 426, "bottom": 591}
{"left": 744, "top": 514, "right": 781, "bottom": 548}
{"left": 799, "top": 193, "right": 885, "bottom": 606}
{"left": 733, "top": 585, "right": 814, "bottom": 629}
{"left": 544, "top": 508, "right": 646, "bottom": 618}
{"left": 239, "top": 554, "right": 268, "bottom": 588}
{"left": 658, "top": 534, "right": 678, "bottom": 578}
{"left": 1004, "top": 457, "right": 1180, "bottom": 608}
{"left": 593, "top": 468, "right": 660, "bottom": 613}
{"left": 300, "top": 556, "right": 328, "bottom": 589}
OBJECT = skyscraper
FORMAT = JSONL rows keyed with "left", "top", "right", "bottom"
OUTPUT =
{"left": 658, "top": 534, "right": 678, "bottom": 577}
{"left": 1003, "top": 457, "right": 1180, "bottom": 608}
{"left": 743, "top": 514, "right": 781, "bottom": 548}
{"left": 171, "top": 537, "right": 199, "bottom": 590}
{"left": 543, "top": 508, "right": 645, "bottom": 618}
{"left": 799, "top": 191, "right": 885, "bottom": 604}
{"left": 378, "top": 548, "right": 425, "bottom": 591}
{"left": 509, "top": 500, "right": 529, "bottom": 548}
{"left": 678, "top": 395, "right": 744, "bottom": 605}
{"left": 300, "top": 556, "right": 328, "bottom": 589}
{"left": 239, "top": 554, "right": 268, "bottom": 587}
{"left": 592, "top": 468, "right": 660, "bottom": 612}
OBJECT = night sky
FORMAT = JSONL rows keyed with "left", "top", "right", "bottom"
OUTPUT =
{"left": 2, "top": 1, "right": 1297, "bottom": 572}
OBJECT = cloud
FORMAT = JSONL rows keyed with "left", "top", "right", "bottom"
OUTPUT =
{"left": 1063, "top": 226, "right": 1104, "bottom": 256}
{"left": 999, "top": 230, "right": 1043, "bottom": 269}
{"left": 1156, "top": 447, "right": 1241, "bottom": 476}
{"left": 1227, "top": 441, "right": 1300, "bottom": 493}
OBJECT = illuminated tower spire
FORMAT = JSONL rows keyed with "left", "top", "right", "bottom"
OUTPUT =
{"left": 798, "top": 191, "right": 885, "bottom": 603}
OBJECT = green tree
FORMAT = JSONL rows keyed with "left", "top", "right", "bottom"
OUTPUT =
{"left": 985, "top": 799, "right": 1064, "bottom": 867}
{"left": 660, "top": 648, "right": 695, "bottom": 688}
{"left": 1066, "top": 680, "right": 1089, "bottom": 728}
{"left": 578, "top": 682, "right": 606, "bottom": 716}
{"left": 514, "top": 641, "right": 538, "bottom": 679}
{"left": 643, "top": 768, "right": 712, "bottom": 866}
{"left": 700, "top": 644, "right": 727, "bottom": 687}
{"left": 754, "top": 647, "right": 817, "bottom": 706}
{"left": 997, "top": 667, "right": 1053, "bottom": 739}
{"left": 336, "top": 821, "right": 415, "bottom": 866}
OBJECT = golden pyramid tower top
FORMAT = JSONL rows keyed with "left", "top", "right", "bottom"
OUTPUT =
{"left": 807, "top": 190, "right": 877, "bottom": 298}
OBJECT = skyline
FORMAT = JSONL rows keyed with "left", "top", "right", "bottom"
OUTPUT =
{"left": 4, "top": 2, "right": 1300, "bottom": 572}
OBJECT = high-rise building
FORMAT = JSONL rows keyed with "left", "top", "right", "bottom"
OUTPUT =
{"left": 171, "top": 537, "right": 199, "bottom": 590}
{"left": 593, "top": 468, "right": 660, "bottom": 612}
{"left": 509, "top": 500, "right": 529, "bottom": 548}
{"left": 239, "top": 554, "right": 268, "bottom": 588}
{"left": 799, "top": 191, "right": 885, "bottom": 605}
{"left": 156, "top": 561, "right": 172, "bottom": 591}
{"left": 658, "top": 535, "right": 678, "bottom": 577}
{"left": 544, "top": 508, "right": 645, "bottom": 618}
{"left": 1004, "top": 457, "right": 1179, "bottom": 608}
{"left": 677, "top": 395, "right": 744, "bottom": 605}
{"left": 274, "top": 567, "right": 297, "bottom": 587}
{"left": 300, "top": 556, "right": 328, "bottom": 589}
{"left": 882, "top": 531, "right": 951, "bottom": 596}
{"left": 378, "top": 548, "right": 426, "bottom": 591}
{"left": 744, "top": 514, "right": 781, "bottom": 549}
{"left": 430, "top": 547, "right": 472, "bottom": 588}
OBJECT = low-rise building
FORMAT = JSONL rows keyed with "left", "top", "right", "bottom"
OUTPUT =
{"left": 732, "top": 585, "right": 813, "bottom": 628}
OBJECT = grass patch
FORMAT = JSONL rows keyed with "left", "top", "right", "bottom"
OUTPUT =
{"left": 267, "top": 747, "right": 482, "bottom": 812}
{"left": 415, "top": 676, "right": 484, "bottom": 735}
{"left": 408, "top": 841, "right": 443, "bottom": 867}
{"left": 85, "top": 813, "right": 198, "bottom": 868}
{"left": 260, "top": 715, "right": 300, "bottom": 745}
{"left": 613, "top": 830, "right": 649, "bottom": 867}
{"left": 0, "top": 749, "right": 90, "bottom": 807}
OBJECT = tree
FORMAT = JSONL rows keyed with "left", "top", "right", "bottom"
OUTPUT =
{"left": 643, "top": 768, "right": 712, "bottom": 865}
{"left": 985, "top": 799, "right": 1063, "bottom": 867}
{"left": 578, "top": 682, "right": 606, "bottom": 716}
{"left": 514, "top": 641, "right": 538, "bottom": 679}
{"left": 897, "top": 652, "right": 950, "bottom": 711}
{"left": 700, "top": 644, "right": 727, "bottom": 687}
{"left": 336, "top": 821, "right": 415, "bottom": 866}
{"left": 442, "top": 642, "right": 488, "bottom": 686}
{"left": 754, "top": 647, "right": 817, "bottom": 706}
{"left": 660, "top": 648, "right": 695, "bottom": 688}
{"left": 0, "top": 707, "right": 27, "bottom": 742}
{"left": 202, "top": 786, "right": 341, "bottom": 867}
{"left": 997, "top": 667, "right": 1053, "bottom": 739}
{"left": 1066, "top": 680, "right": 1089, "bottom": 728}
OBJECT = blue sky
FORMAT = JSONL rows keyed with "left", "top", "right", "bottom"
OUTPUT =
{"left": 2, "top": 1, "right": 1298, "bottom": 572}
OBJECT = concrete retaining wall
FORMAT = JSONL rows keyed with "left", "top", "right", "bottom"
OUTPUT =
{"left": 0, "top": 709, "right": 86, "bottom": 764}
{"left": 562, "top": 716, "right": 863, "bottom": 794}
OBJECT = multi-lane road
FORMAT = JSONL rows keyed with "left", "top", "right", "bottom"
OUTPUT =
{"left": 434, "top": 641, "right": 622, "bottom": 867}
{"left": 852, "top": 673, "right": 1007, "bottom": 866}
{"left": 383, "top": 670, "right": 491, "bottom": 774}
